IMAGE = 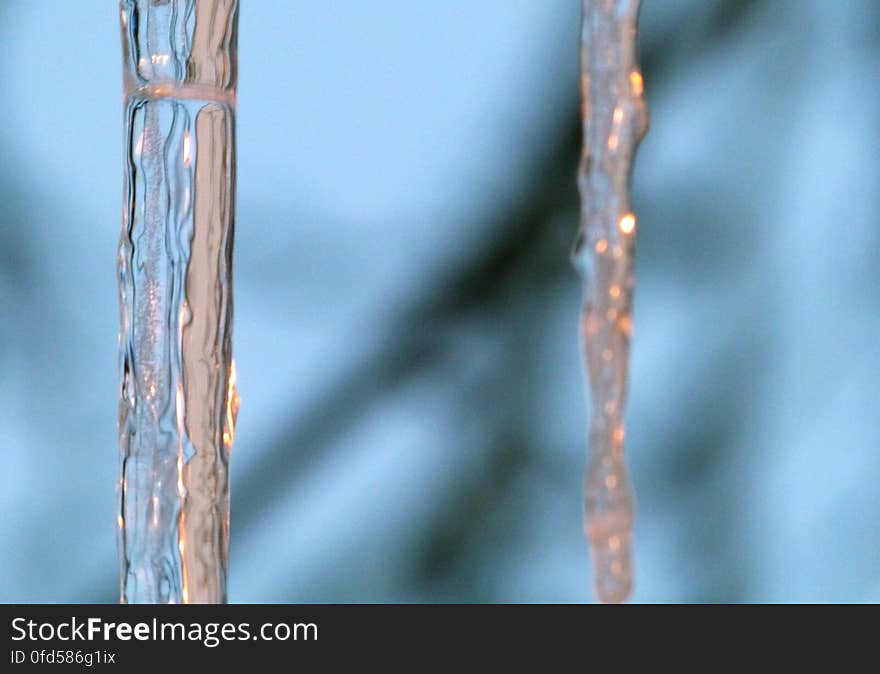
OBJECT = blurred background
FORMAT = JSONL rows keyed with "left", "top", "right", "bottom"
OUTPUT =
{"left": 1, "top": 0, "right": 878, "bottom": 603}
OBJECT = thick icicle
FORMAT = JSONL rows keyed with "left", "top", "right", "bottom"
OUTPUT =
{"left": 117, "top": 0, "right": 239, "bottom": 604}
{"left": 574, "top": 0, "right": 648, "bottom": 603}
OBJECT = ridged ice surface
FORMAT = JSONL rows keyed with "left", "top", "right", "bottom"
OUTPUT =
{"left": 574, "top": 0, "right": 647, "bottom": 603}
{"left": 117, "top": 0, "right": 239, "bottom": 604}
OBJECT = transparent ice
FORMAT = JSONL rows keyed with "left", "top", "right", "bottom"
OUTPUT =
{"left": 574, "top": 0, "right": 647, "bottom": 603}
{"left": 117, "top": 0, "right": 239, "bottom": 604}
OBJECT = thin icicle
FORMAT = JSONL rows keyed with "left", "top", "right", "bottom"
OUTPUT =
{"left": 117, "top": 0, "right": 239, "bottom": 604}
{"left": 574, "top": 0, "right": 648, "bottom": 603}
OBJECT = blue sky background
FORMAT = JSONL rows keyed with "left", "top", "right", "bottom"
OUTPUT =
{"left": 0, "top": 0, "right": 878, "bottom": 602}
